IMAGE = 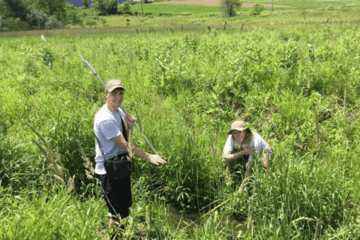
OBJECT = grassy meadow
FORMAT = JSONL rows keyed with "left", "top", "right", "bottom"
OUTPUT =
{"left": 1, "top": 1, "right": 360, "bottom": 239}
{"left": 72, "top": 4, "right": 360, "bottom": 34}
{"left": 131, "top": 3, "right": 221, "bottom": 15}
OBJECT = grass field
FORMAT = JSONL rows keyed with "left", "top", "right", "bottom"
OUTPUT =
{"left": 259, "top": 0, "right": 360, "bottom": 9}
{"left": 130, "top": 0, "right": 360, "bottom": 14}
{"left": 1, "top": 0, "right": 359, "bottom": 34}
{"left": 69, "top": 1, "right": 360, "bottom": 33}
{"left": 1, "top": 1, "right": 360, "bottom": 239}
{"left": 130, "top": 3, "right": 222, "bottom": 15}
{"left": 1, "top": 5, "right": 354, "bottom": 35}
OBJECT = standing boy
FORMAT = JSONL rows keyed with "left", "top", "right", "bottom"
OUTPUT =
{"left": 94, "top": 79, "right": 167, "bottom": 228}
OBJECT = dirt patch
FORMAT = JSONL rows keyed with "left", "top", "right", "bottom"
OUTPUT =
{"left": 160, "top": 0, "right": 291, "bottom": 8}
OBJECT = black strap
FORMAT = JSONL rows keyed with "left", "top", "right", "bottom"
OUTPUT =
{"left": 119, "top": 112, "right": 128, "bottom": 142}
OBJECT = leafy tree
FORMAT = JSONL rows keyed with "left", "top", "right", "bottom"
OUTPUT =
{"left": 37, "top": 0, "right": 66, "bottom": 22}
{"left": 65, "top": 3, "right": 83, "bottom": 26}
{"left": 26, "top": 8, "right": 50, "bottom": 29}
{"left": 0, "top": 0, "right": 64, "bottom": 31}
{"left": 0, "top": 17, "right": 29, "bottom": 31}
{"left": 83, "top": 0, "right": 90, "bottom": 8}
{"left": 0, "top": 0, "right": 30, "bottom": 22}
{"left": 45, "top": 15, "right": 64, "bottom": 30}
{"left": 221, "top": 0, "right": 241, "bottom": 17}
{"left": 0, "top": 0, "right": 36, "bottom": 31}
{"left": 92, "top": 0, "right": 118, "bottom": 15}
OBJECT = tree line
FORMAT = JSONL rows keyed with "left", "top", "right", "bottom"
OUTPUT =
{"left": 0, "top": 0, "right": 128, "bottom": 32}
{"left": 0, "top": 0, "right": 69, "bottom": 31}
{"left": 0, "top": 0, "right": 263, "bottom": 34}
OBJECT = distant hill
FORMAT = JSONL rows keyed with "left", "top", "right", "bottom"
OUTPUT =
{"left": 65, "top": 0, "right": 90, "bottom": 6}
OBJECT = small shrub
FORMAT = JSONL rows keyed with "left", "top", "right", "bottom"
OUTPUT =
{"left": 250, "top": 3, "right": 264, "bottom": 16}
{"left": 0, "top": 17, "right": 29, "bottom": 32}
{"left": 85, "top": 19, "right": 98, "bottom": 28}
{"left": 45, "top": 16, "right": 64, "bottom": 30}
{"left": 39, "top": 46, "right": 55, "bottom": 68}
{"left": 158, "top": 12, "right": 173, "bottom": 17}
{"left": 278, "top": 40, "right": 299, "bottom": 69}
{"left": 99, "top": 18, "right": 107, "bottom": 26}
{"left": 122, "top": 2, "right": 131, "bottom": 12}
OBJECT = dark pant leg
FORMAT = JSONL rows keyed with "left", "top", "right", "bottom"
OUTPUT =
{"left": 100, "top": 174, "right": 132, "bottom": 219}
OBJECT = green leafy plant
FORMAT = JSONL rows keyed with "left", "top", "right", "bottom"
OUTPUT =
{"left": 250, "top": 3, "right": 264, "bottom": 16}
{"left": 121, "top": 1, "right": 131, "bottom": 13}
{"left": 39, "top": 45, "right": 55, "bottom": 68}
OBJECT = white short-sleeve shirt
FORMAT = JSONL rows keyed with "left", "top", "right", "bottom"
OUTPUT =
{"left": 223, "top": 132, "right": 271, "bottom": 162}
{"left": 94, "top": 106, "right": 127, "bottom": 175}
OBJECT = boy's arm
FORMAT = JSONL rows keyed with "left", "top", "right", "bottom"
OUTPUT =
{"left": 111, "top": 135, "right": 166, "bottom": 165}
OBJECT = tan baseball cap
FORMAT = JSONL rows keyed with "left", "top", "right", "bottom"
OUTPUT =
{"left": 106, "top": 79, "right": 125, "bottom": 92}
{"left": 228, "top": 120, "right": 248, "bottom": 134}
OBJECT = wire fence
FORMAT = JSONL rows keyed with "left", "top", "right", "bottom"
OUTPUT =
{"left": 1, "top": 18, "right": 359, "bottom": 37}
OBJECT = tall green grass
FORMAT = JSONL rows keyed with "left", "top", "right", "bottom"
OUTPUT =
{"left": 0, "top": 187, "right": 106, "bottom": 240}
{"left": 0, "top": 21, "right": 359, "bottom": 238}
{"left": 226, "top": 152, "right": 357, "bottom": 239}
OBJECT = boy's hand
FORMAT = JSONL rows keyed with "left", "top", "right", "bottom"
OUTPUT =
{"left": 149, "top": 154, "right": 167, "bottom": 165}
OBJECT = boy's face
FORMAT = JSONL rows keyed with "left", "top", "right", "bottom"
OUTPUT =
{"left": 106, "top": 88, "right": 124, "bottom": 111}
{"left": 232, "top": 130, "right": 245, "bottom": 144}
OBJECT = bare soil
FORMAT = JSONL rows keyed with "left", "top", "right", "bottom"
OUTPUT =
{"left": 160, "top": 0, "right": 291, "bottom": 8}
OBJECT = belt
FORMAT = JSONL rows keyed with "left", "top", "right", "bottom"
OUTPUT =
{"left": 106, "top": 152, "right": 129, "bottom": 162}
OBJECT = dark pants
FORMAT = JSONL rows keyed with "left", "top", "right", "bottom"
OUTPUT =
{"left": 100, "top": 174, "right": 132, "bottom": 219}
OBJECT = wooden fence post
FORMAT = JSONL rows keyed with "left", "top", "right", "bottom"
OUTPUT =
{"left": 325, "top": 18, "right": 330, "bottom": 27}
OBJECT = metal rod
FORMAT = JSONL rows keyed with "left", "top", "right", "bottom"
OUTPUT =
{"left": 79, "top": 54, "right": 107, "bottom": 89}
{"left": 79, "top": 54, "right": 159, "bottom": 155}
{"left": 133, "top": 124, "right": 158, "bottom": 155}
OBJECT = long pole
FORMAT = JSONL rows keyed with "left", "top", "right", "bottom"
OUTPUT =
{"left": 79, "top": 54, "right": 159, "bottom": 155}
